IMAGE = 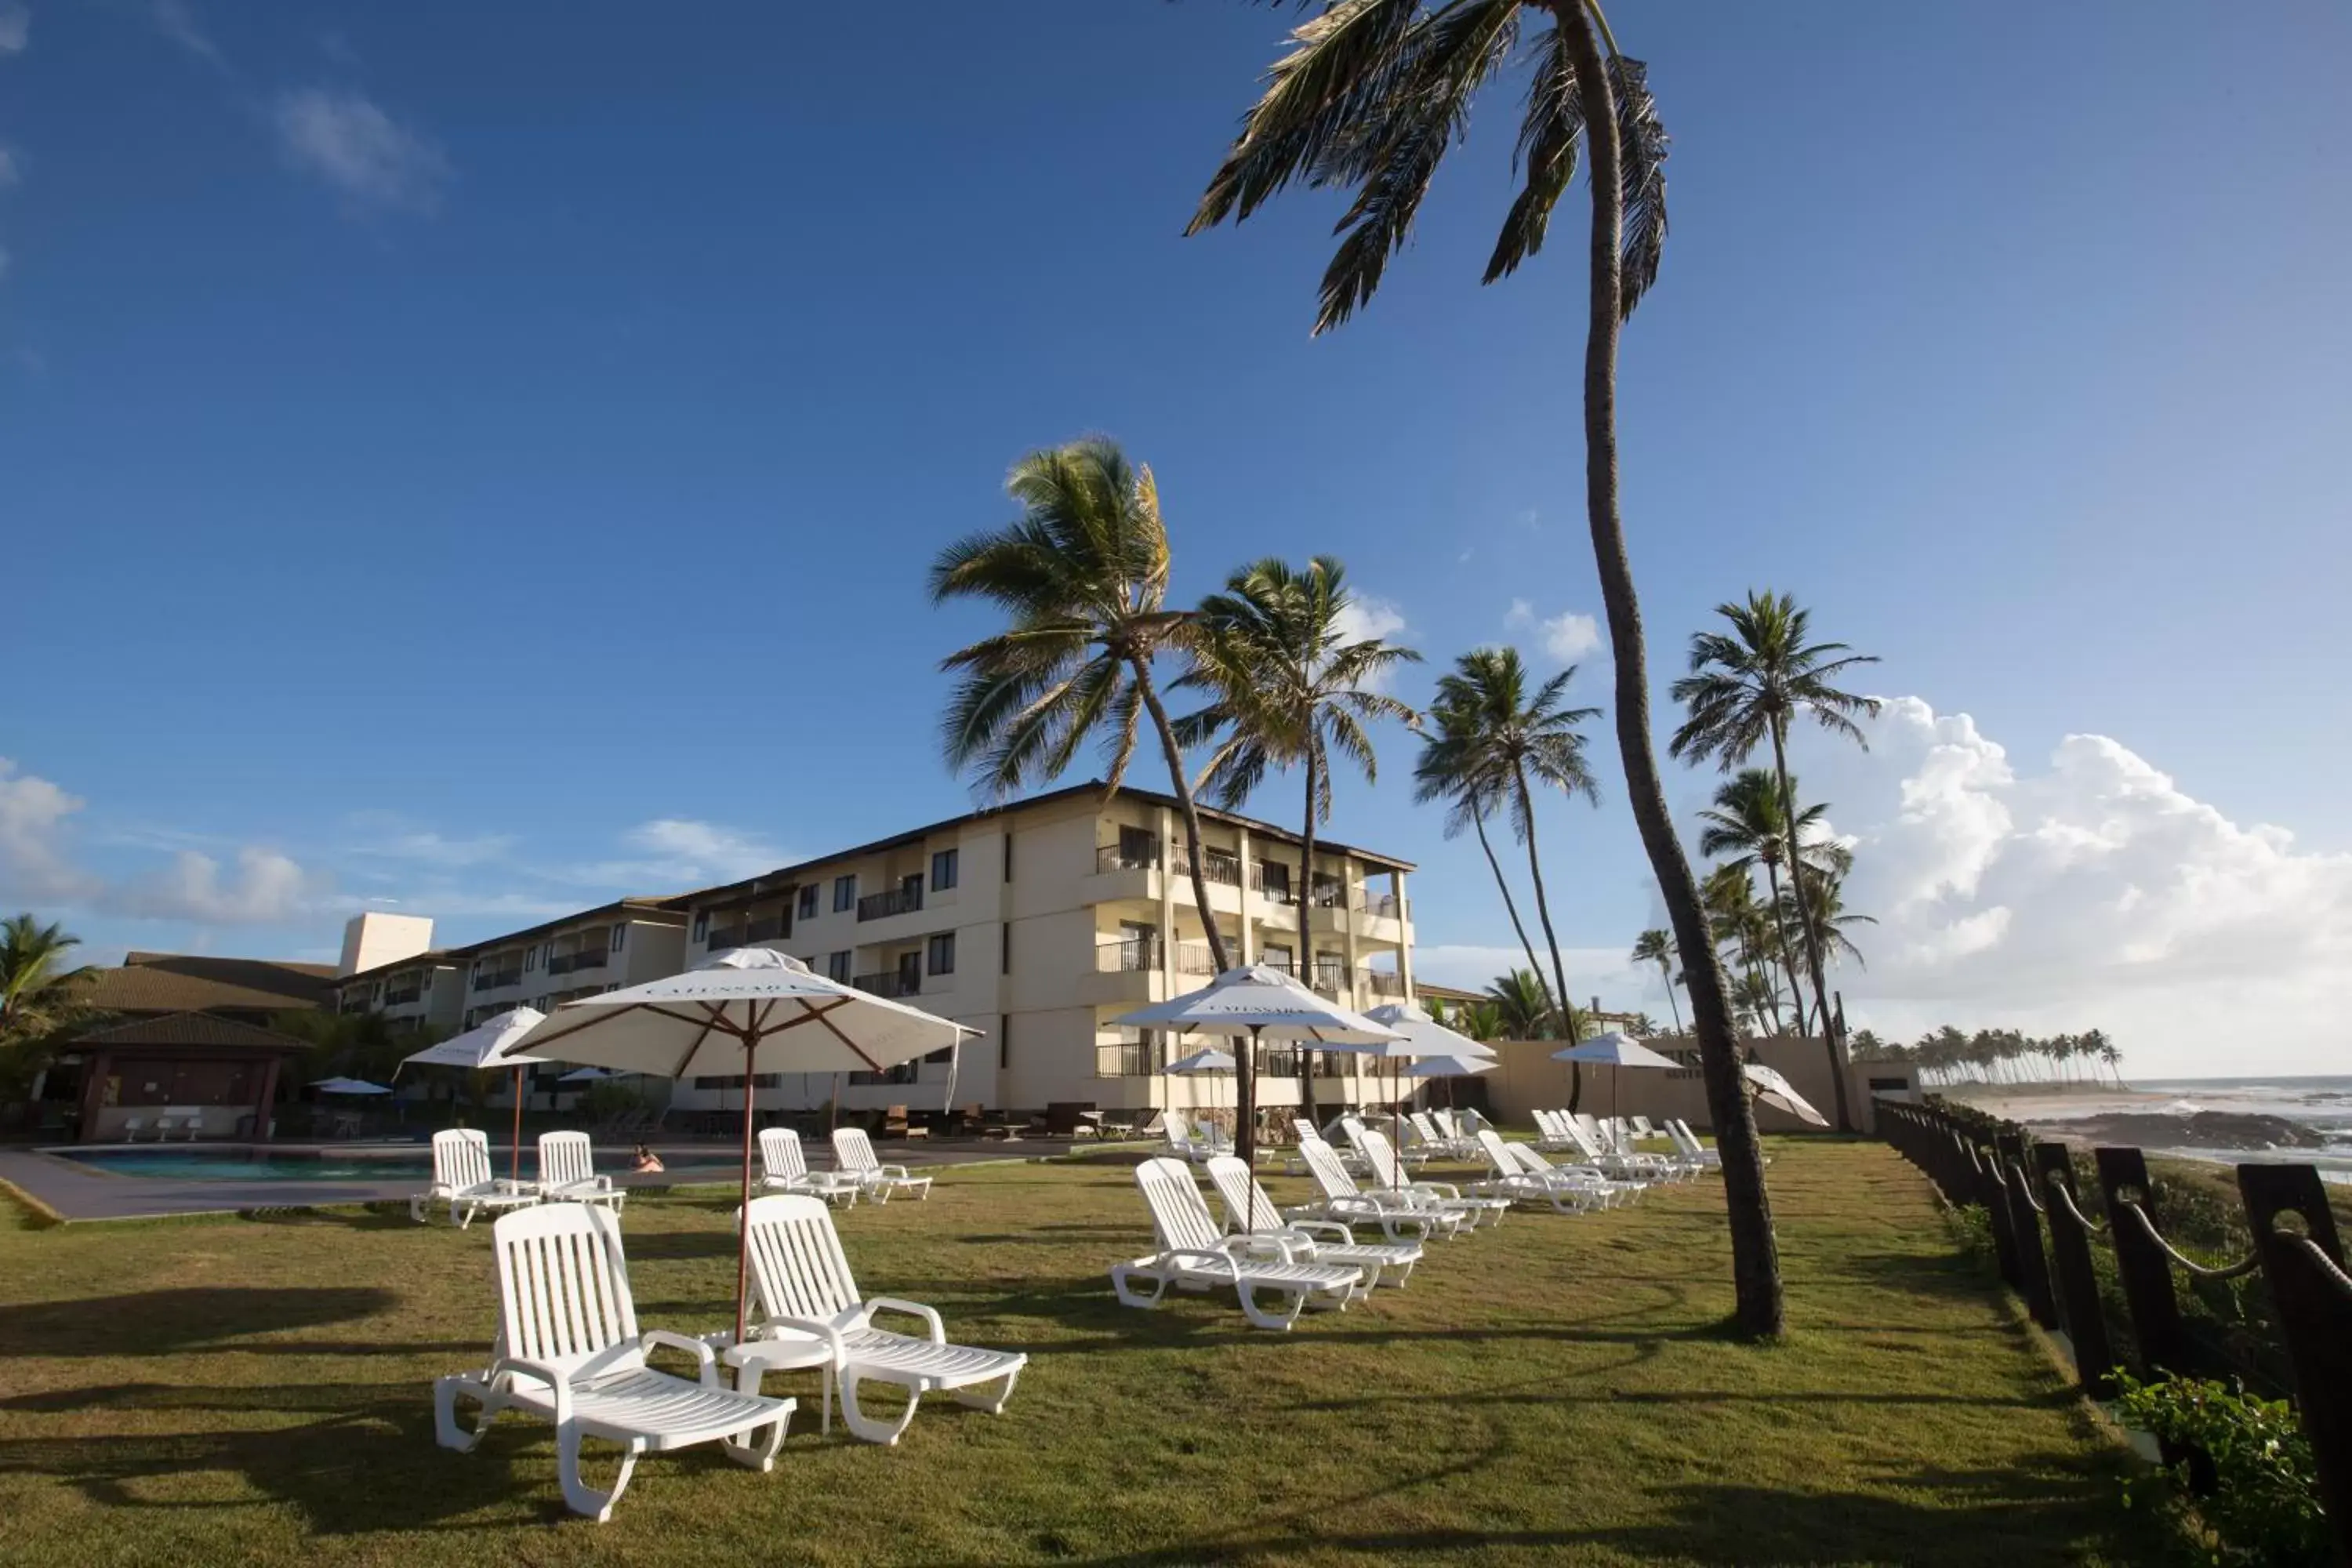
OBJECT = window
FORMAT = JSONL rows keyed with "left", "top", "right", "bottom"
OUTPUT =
{"left": 797, "top": 884, "right": 818, "bottom": 920}
{"left": 524, "top": 946, "right": 538, "bottom": 971}
{"left": 1000, "top": 922, "right": 1011, "bottom": 975}
{"left": 1003, "top": 829, "right": 1014, "bottom": 881}
{"left": 848, "top": 1062, "right": 919, "bottom": 1087}
{"left": 1118, "top": 825, "right": 1157, "bottom": 868}
{"left": 610, "top": 924, "right": 626, "bottom": 952}
{"left": 924, "top": 1044, "right": 956, "bottom": 1065}
{"left": 833, "top": 874, "right": 857, "bottom": 913}
{"left": 931, "top": 848, "right": 959, "bottom": 891}
{"left": 691, "top": 911, "right": 709, "bottom": 942}
{"left": 1261, "top": 943, "right": 1294, "bottom": 976}
{"left": 1258, "top": 861, "right": 1291, "bottom": 902}
{"left": 927, "top": 932, "right": 956, "bottom": 976}
{"left": 826, "top": 950, "right": 852, "bottom": 983}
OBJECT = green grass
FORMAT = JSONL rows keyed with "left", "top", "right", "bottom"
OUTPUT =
{"left": 0, "top": 1142, "right": 2170, "bottom": 1566}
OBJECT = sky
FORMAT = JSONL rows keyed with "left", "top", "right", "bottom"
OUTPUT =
{"left": 2, "top": 1, "right": 2348, "bottom": 1078}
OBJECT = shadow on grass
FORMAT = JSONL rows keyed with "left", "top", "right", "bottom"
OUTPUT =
{"left": 0, "top": 1287, "right": 408, "bottom": 1358}
{"left": 234, "top": 1204, "right": 421, "bottom": 1232}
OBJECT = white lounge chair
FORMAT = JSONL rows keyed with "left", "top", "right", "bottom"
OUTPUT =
{"left": 1668, "top": 1119, "right": 1726, "bottom": 1172}
{"left": 831, "top": 1127, "right": 932, "bottom": 1202}
{"left": 740, "top": 1193, "right": 1026, "bottom": 1445}
{"left": 1293, "top": 1135, "right": 1465, "bottom": 1241}
{"left": 1112, "top": 1156, "right": 1367, "bottom": 1330}
{"left": 1552, "top": 1115, "right": 1672, "bottom": 1184}
{"left": 760, "top": 1127, "right": 861, "bottom": 1207}
{"left": 1466, "top": 1131, "right": 1602, "bottom": 1212}
{"left": 1204, "top": 1155, "right": 1421, "bottom": 1288}
{"left": 1478, "top": 1131, "right": 1642, "bottom": 1210}
{"left": 411, "top": 1129, "right": 543, "bottom": 1228}
{"left": 1346, "top": 1125, "right": 1509, "bottom": 1228}
{"left": 432, "top": 1203, "right": 791, "bottom": 1521}
{"left": 537, "top": 1131, "right": 625, "bottom": 1213}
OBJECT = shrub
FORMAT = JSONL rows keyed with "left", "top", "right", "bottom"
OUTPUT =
{"left": 2113, "top": 1372, "right": 2329, "bottom": 1566}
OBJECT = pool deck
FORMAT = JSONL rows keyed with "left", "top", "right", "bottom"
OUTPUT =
{"left": 0, "top": 1134, "right": 1127, "bottom": 1221}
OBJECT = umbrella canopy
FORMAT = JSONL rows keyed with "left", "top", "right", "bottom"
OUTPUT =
{"left": 1164, "top": 1047, "right": 1237, "bottom": 1074}
{"left": 558, "top": 1065, "right": 625, "bottom": 1083}
{"left": 1404, "top": 1053, "right": 1497, "bottom": 1079}
{"left": 513, "top": 946, "right": 976, "bottom": 1345}
{"left": 1551, "top": 1033, "right": 1680, "bottom": 1071}
{"left": 1114, "top": 965, "right": 1402, "bottom": 1045}
{"left": 394, "top": 1007, "right": 549, "bottom": 1074}
{"left": 310, "top": 1076, "right": 392, "bottom": 1095}
{"left": 1744, "top": 1062, "right": 1831, "bottom": 1127}
{"left": 1363, "top": 1000, "right": 1497, "bottom": 1061}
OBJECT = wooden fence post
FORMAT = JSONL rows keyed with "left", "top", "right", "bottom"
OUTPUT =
{"left": 2034, "top": 1141, "right": 2118, "bottom": 1396}
{"left": 1997, "top": 1129, "right": 2058, "bottom": 1328}
{"left": 2236, "top": 1163, "right": 2352, "bottom": 1566}
{"left": 2092, "top": 1145, "right": 2191, "bottom": 1380}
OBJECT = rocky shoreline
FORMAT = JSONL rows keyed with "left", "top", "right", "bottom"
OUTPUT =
{"left": 2037, "top": 1109, "right": 2326, "bottom": 1153}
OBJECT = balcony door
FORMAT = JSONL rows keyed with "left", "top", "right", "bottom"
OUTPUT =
{"left": 896, "top": 949, "right": 921, "bottom": 993}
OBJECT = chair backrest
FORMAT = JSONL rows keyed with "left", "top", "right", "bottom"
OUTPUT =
{"left": 539, "top": 1131, "right": 595, "bottom": 1188}
{"left": 1134, "top": 1156, "right": 1225, "bottom": 1253}
{"left": 1407, "top": 1112, "right": 1443, "bottom": 1148}
{"left": 1573, "top": 1112, "right": 1602, "bottom": 1142}
{"left": 1631, "top": 1116, "right": 1655, "bottom": 1137}
{"left": 1508, "top": 1142, "right": 1557, "bottom": 1176}
{"left": 1475, "top": 1127, "right": 1518, "bottom": 1174}
{"left": 742, "top": 1193, "right": 861, "bottom": 1324}
{"left": 1297, "top": 1136, "right": 1361, "bottom": 1201}
{"left": 1162, "top": 1109, "right": 1195, "bottom": 1150}
{"left": 1555, "top": 1116, "right": 1603, "bottom": 1159}
{"left": 1292, "top": 1117, "right": 1319, "bottom": 1143}
{"left": 1203, "top": 1154, "right": 1283, "bottom": 1233}
{"left": 1430, "top": 1109, "right": 1459, "bottom": 1139}
{"left": 433, "top": 1127, "right": 494, "bottom": 1191}
{"left": 831, "top": 1126, "right": 880, "bottom": 1174}
{"left": 1533, "top": 1109, "right": 1561, "bottom": 1138}
{"left": 760, "top": 1126, "right": 809, "bottom": 1182}
{"left": 489, "top": 1202, "right": 639, "bottom": 1378}
{"left": 1355, "top": 1127, "right": 1409, "bottom": 1188}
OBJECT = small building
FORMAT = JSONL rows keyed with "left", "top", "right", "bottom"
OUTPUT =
{"left": 70, "top": 1012, "right": 314, "bottom": 1143}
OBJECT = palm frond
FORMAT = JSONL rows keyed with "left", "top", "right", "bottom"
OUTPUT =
{"left": 1609, "top": 54, "right": 1669, "bottom": 319}
{"left": 1483, "top": 20, "right": 1581, "bottom": 285}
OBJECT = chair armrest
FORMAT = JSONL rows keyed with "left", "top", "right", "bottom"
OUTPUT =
{"left": 641, "top": 1329, "right": 721, "bottom": 1385}
{"left": 1161, "top": 1247, "right": 1242, "bottom": 1282}
{"left": 1283, "top": 1220, "right": 1355, "bottom": 1247}
{"left": 1224, "top": 1232, "right": 1303, "bottom": 1264}
{"left": 1406, "top": 1180, "right": 1462, "bottom": 1200}
{"left": 864, "top": 1297, "right": 946, "bottom": 1344}
{"left": 754, "top": 1314, "right": 850, "bottom": 1363}
{"left": 878, "top": 1164, "right": 913, "bottom": 1180}
{"left": 488, "top": 1355, "right": 578, "bottom": 1421}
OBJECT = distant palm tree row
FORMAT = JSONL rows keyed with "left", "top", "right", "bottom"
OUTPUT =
{"left": 1852, "top": 1026, "right": 2124, "bottom": 1089}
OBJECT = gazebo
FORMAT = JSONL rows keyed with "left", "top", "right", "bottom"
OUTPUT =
{"left": 66, "top": 1011, "right": 314, "bottom": 1143}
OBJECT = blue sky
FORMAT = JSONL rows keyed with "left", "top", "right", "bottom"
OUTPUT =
{"left": 3, "top": 2, "right": 2347, "bottom": 1074}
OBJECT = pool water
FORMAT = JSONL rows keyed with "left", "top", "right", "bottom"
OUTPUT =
{"left": 64, "top": 1149, "right": 489, "bottom": 1181}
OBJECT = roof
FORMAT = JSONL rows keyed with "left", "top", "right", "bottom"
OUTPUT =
{"left": 87, "top": 954, "right": 336, "bottom": 1015}
{"left": 71, "top": 1011, "right": 317, "bottom": 1054}
{"left": 332, "top": 949, "right": 456, "bottom": 988}
{"left": 430, "top": 898, "right": 689, "bottom": 965}
{"left": 673, "top": 779, "right": 1416, "bottom": 910}
{"left": 1411, "top": 982, "right": 1486, "bottom": 1005}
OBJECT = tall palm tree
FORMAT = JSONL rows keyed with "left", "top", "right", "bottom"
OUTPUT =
{"left": 1630, "top": 927, "right": 1679, "bottom": 1032}
{"left": 930, "top": 439, "right": 1246, "bottom": 1143}
{"left": 1699, "top": 863, "right": 1780, "bottom": 1034}
{"left": 1186, "top": 0, "right": 1782, "bottom": 1334}
{"left": 1780, "top": 864, "right": 1872, "bottom": 972}
{"left": 0, "top": 914, "right": 96, "bottom": 1093}
{"left": 1672, "top": 591, "right": 1880, "bottom": 1133}
{"left": 1695, "top": 769, "right": 1848, "bottom": 1033}
{"left": 1414, "top": 701, "right": 1560, "bottom": 1032}
{"left": 1177, "top": 555, "right": 1420, "bottom": 1121}
{"left": 1484, "top": 968, "right": 1555, "bottom": 1040}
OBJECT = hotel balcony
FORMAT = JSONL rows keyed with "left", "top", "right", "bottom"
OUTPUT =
{"left": 546, "top": 950, "right": 608, "bottom": 977}
{"left": 851, "top": 970, "right": 922, "bottom": 1000}
{"left": 856, "top": 884, "right": 924, "bottom": 923}
{"left": 471, "top": 966, "right": 524, "bottom": 993}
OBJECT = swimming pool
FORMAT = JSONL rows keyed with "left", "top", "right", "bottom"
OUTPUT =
{"left": 62, "top": 1148, "right": 476, "bottom": 1181}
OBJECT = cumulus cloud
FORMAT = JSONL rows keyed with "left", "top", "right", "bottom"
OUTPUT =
{"left": 1802, "top": 697, "right": 2352, "bottom": 1074}
{"left": 347, "top": 828, "right": 516, "bottom": 868}
{"left": 149, "top": 0, "right": 221, "bottom": 67}
{"left": 564, "top": 819, "right": 789, "bottom": 891}
{"left": 0, "top": 5, "right": 28, "bottom": 56}
{"left": 1504, "top": 598, "right": 1603, "bottom": 662}
{"left": 1330, "top": 593, "right": 1410, "bottom": 691}
{"left": 0, "top": 759, "right": 100, "bottom": 902}
{"left": 272, "top": 88, "right": 449, "bottom": 214}
{"left": 113, "top": 847, "right": 317, "bottom": 923}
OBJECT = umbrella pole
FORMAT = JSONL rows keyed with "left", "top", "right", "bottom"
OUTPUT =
{"left": 510, "top": 1065, "right": 524, "bottom": 1185}
{"left": 736, "top": 1034, "right": 757, "bottom": 1349}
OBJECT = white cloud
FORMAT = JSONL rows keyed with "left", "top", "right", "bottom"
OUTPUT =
{"left": 272, "top": 88, "right": 449, "bottom": 215}
{"left": 1329, "top": 593, "right": 1410, "bottom": 691}
{"left": 0, "top": 5, "right": 29, "bottom": 56}
{"left": 565, "top": 819, "right": 788, "bottom": 891}
{"left": 112, "top": 847, "right": 317, "bottom": 924}
{"left": 1504, "top": 599, "right": 1603, "bottom": 662}
{"left": 0, "top": 759, "right": 100, "bottom": 902}
{"left": 1797, "top": 696, "right": 2352, "bottom": 1076}
{"left": 0, "top": 147, "right": 20, "bottom": 187}
{"left": 149, "top": 0, "right": 220, "bottom": 67}
{"left": 348, "top": 829, "right": 516, "bottom": 868}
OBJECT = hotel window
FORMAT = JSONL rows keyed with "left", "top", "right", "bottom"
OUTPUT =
{"left": 1000, "top": 923, "right": 1011, "bottom": 975}
{"left": 691, "top": 911, "right": 709, "bottom": 942}
{"left": 931, "top": 848, "right": 959, "bottom": 891}
{"left": 833, "top": 874, "right": 857, "bottom": 913}
{"left": 999, "top": 1014, "right": 1011, "bottom": 1070}
{"left": 927, "top": 932, "right": 956, "bottom": 976}
{"left": 826, "top": 950, "right": 852, "bottom": 983}
{"left": 610, "top": 924, "right": 626, "bottom": 952}
{"left": 1003, "top": 829, "right": 1014, "bottom": 881}
{"left": 524, "top": 947, "right": 537, "bottom": 971}
{"left": 797, "top": 884, "right": 818, "bottom": 920}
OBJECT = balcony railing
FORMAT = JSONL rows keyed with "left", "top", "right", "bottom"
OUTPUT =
{"left": 852, "top": 971, "right": 921, "bottom": 999}
{"left": 1250, "top": 864, "right": 1294, "bottom": 899}
{"left": 382, "top": 985, "right": 423, "bottom": 1007}
{"left": 1174, "top": 844, "right": 1242, "bottom": 887}
{"left": 1094, "top": 1040, "right": 1159, "bottom": 1078}
{"left": 706, "top": 927, "right": 745, "bottom": 951}
{"left": 1308, "top": 967, "right": 1347, "bottom": 1000}
{"left": 1359, "top": 968, "right": 1406, "bottom": 998}
{"left": 472, "top": 967, "right": 523, "bottom": 992}
{"left": 1357, "top": 890, "right": 1403, "bottom": 920}
{"left": 1174, "top": 941, "right": 1219, "bottom": 976}
{"left": 745, "top": 915, "right": 785, "bottom": 943}
{"left": 1096, "top": 935, "right": 1161, "bottom": 974}
{"left": 547, "top": 951, "right": 608, "bottom": 976}
{"left": 857, "top": 885, "right": 924, "bottom": 922}
{"left": 1096, "top": 840, "right": 1160, "bottom": 873}
{"left": 1309, "top": 877, "right": 1348, "bottom": 909}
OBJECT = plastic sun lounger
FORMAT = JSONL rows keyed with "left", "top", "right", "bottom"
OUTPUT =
{"left": 740, "top": 1194, "right": 1026, "bottom": 1445}
{"left": 1465, "top": 1130, "right": 1602, "bottom": 1212}
{"left": 1111, "top": 1156, "right": 1367, "bottom": 1331}
{"left": 411, "top": 1129, "right": 543, "bottom": 1228}
{"left": 537, "top": 1131, "right": 626, "bottom": 1213}
{"left": 1668, "top": 1120, "right": 1727, "bottom": 1171}
{"left": 830, "top": 1127, "right": 932, "bottom": 1202}
{"left": 1552, "top": 1115, "right": 1673, "bottom": 1184}
{"left": 1204, "top": 1155, "right": 1421, "bottom": 1288}
{"left": 1292, "top": 1135, "right": 1464, "bottom": 1242}
{"left": 432, "top": 1203, "right": 791, "bottom": 1521}
{"left": 759, "top": 1127, "right": 862, "bottom": 1207}
{"left": 1477, "top": 1131, "right": 1642, "bottom": 1210}
{"left": 1345, "top": 1126, "right": 1509, "bottom": 1228}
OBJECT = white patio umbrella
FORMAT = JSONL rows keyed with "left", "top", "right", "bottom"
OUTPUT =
{"left": 1163, "top": 1046, "right": 1236, "bottom": 1123}
{"left": 1403, "top": 1051, "right": 1496, "bottom": 1112}
{"left": 1553, "top": 1033, "right": 1680, "bottom": 1121}
{"left": 511, "top": 947, "right": 976, "bottom": 1345}
{"left": 1744, "top": 1062, "right": 1831, "bottom": 1127}
{"left": 1121, "top": 965, "right": 1403, "bottom": 1181}
{"left": 1363, "top": 999, "right": 1498, "bottom": 1147}
{"left": 558, "top": 1065, "right": 624, "bottom": 1083}
{"left": 397, "top": 1007, "right": 550, "bottom": 1185}
{"left": 310, "top": 1076, "right": 393, "bottom": 1095}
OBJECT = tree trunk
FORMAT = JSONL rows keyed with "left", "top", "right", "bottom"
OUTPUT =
{"left": 1771, "top": 721, "right": 1849, "bottom": 1131}
{"left": 1760, "top": 859, "right": 1806, "bottom": 1036}
{"left": 1473, "top": 803, "right": 1560, "bottom": 1025}
{"left": 1134, "top": 662, "right": 1249, "bottom": 1159}
{"left": 1514, "top": 768, "right": 1581, "bottom": 1110}
{"left": 1297, "top": 748, "right": 1320, "bottom": 1127}
{"left": 1557, "top": 2, "right": 1782, "bottom": 1337}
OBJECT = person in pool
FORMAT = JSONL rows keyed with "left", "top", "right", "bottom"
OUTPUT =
{"left": 631, "top": 1144, "right": 664, "bottom": 1174}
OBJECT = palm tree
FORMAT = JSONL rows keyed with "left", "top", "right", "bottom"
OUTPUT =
{"left": 1484, "top": 969, "right": 1556, "bottom": 1040}
{"left": 1186, "top": 0, "right": 1782, "bottom": 1335}
{"left": 1672, "top": 591, "right": 1880, "bottom": 1133}
{"left": 1696, "top": 769, "right": 1847, "bottom": 1033}
{"left": 1700, "top": 863, "right": 1781, "bottom": 1034}
{"left": 1414, "top": 700, "right": 1560, "bottom": 1032}
{"left": 0, "top": 914, "right": 96, "bottom": 1094}
{"left": 1631, "top": 927, "right": 1680, "bottom": 1032}
{"left": 930, "top": 439, "right": 1246, "bottom": 1147}
{"left": 1177, "top": 555, "right": 1420, "bottom": 1122}
{"left": 1780, "top": 864, "right": 1873, "bottom": 973}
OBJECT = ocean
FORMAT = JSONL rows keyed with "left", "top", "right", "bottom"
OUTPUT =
{"left": 2015, "top": 1074, "right": 2352, "bottom": 1183}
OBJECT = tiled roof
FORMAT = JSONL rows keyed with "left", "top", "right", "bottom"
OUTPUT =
{"left": 72, "top": 1011, "right": 316, "bottom": 1052}
{"left": 85, "top": 954, "right": 336, "bottom": 1015}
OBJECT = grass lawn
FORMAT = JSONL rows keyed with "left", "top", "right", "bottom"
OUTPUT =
{"left": 0, "top": 1140, "right": 2171, "bottom": 1566}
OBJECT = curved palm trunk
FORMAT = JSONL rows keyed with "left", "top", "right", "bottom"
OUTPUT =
{"left": 1770, "top": 724, "right": 1849, "bottom": 1131}
{"left": 1297, "top": 747, "right": 1320, "bottom": 1126}
{"left": 1513, "top": 768, "right": 1581, "bottom": 1110}
{"left": 1134, "top": 664, "right": 1248, "bottom": 1156}
{"left": 1473, "top": 804, "right": 1560, "bottom": 1025}
{"left": 1559, "top": 2, "right": 1782, "bottom": 1337}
